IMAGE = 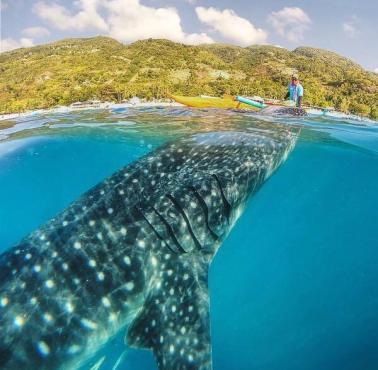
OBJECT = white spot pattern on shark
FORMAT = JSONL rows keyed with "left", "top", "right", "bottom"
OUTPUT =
{"left": 0, "top": 128, "right": 298, "bottom": 370}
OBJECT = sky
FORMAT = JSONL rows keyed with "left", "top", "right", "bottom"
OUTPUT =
{"left": 0, "top": 0, "right": 377, "bottom": 72}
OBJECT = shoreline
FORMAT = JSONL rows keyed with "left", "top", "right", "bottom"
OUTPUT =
{"left": 0, "top": 101, "right": 183, "bottom": 122}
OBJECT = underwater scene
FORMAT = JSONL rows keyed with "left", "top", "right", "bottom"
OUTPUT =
{"left": 0, "top": 107, "right": 377, "bottom": 370}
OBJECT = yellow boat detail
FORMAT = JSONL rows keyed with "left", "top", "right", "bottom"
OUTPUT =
{"left": 170, "top": 95, "right": 259, "bottom": 111}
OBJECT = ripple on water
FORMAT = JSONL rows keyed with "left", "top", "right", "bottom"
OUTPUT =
{"left": 0, "top": 106, "right": 377, "bottom": 154}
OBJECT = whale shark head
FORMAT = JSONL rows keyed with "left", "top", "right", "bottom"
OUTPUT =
{"left": 152, "top": 130, "right": 297, "bottom": 258}
{"left": 0, "top": 127, "right": 298, "bottom": 370}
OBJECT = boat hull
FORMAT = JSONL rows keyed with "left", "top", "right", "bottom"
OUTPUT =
{"left": 170, "top": 95, "right": 259, "bottom": 111}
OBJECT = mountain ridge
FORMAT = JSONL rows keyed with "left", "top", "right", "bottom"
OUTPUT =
{"left": 0, "top": 36, "right": 377, "bottom": 117}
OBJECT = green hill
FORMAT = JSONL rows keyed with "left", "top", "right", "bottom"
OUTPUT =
{"left": 0, "top": 36, "right": 377, "bottom": 118}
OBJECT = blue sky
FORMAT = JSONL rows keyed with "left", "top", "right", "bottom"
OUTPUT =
{"left": 1, "top": 0, "right": 377, "bottom": 72}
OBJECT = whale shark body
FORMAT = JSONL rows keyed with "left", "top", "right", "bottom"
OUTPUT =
{"left": 0, "top": 128, "right": 297, "bottom": 370}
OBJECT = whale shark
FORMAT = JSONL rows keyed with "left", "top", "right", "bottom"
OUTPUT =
{"left": 0, "top": 128, "right": 298, "bottom": 370}
{"left": 260, "top": 106, "right": 308, "bottom": 117}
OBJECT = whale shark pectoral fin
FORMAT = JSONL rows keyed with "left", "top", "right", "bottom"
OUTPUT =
{"left": 126, "top": 258, "right": 212, "bottom": 370}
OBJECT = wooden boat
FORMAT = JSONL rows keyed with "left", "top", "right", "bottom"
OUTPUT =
{"left": 170, "top": 95, "right": 259, "bottom": 111}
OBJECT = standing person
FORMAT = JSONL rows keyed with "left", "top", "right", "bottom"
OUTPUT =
{"left": 285, "top": 75, "right": 304, "bottom": 108}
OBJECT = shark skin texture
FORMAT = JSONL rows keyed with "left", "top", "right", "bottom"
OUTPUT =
{"left": 260, "top": 106, "right": 308, "bottom": 116}
{"left": 0, "top": 128, "right": 298, "bottom": 370}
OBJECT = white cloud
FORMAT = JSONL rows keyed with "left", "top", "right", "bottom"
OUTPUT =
{"left": 0, "top": 38, "right": 34, "bottom": 53}
{"left": 342, "top": 16, "right": 360, "bottom": 38}
{"left": 195, "top": 6, "right": 267, "bottom": 46}
{"left": 22, "top": 26, "right": 50, "bottom": 38}
{"left": 103, "top": 0, "right": 213, "bottom": 44}
{"left": 268, "top": 7, "right": 311, "bottom": 43}
{"left": 33, "top": 0, "right": 213, "bottom": 45}
{"left": 33, "top": 0, "right": 108, "bottom": 31}
{"left": 343, "top": 23, "right": 357, "bottom": 37}
{"left": 374, "top": 68, "right": 378, "bottom": 74}
{"left": 182, "top": 32, "right": 214, "bottom": 45}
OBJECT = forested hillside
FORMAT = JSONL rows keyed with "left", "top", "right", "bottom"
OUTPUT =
{"left": 0, "top": 36, "right": 377, "bottom": 118}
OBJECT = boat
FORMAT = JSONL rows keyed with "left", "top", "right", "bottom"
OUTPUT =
{"left": 171, "top": 94, "right": 351, "bottom": 118}
{"left": 170, "top": 95, "right": 260, "bottom": 111}
{"left": 235, "top": 96, "right": 347, "bottom": 117}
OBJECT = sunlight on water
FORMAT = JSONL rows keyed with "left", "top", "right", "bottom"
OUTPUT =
{"left": 0, "top": 107, "right": 377, "bottom": 370}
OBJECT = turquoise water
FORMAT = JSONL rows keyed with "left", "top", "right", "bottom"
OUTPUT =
{"left": 0, "top": 108, "right": 378, "bottom": 369}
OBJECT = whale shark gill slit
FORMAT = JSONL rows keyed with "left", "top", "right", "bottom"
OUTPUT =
{"left": 134, "top": 206, "right": 178, "bottom": 255}
{"left": 151, "top": 206, "right": 188, "bottom": 254}
{"left": 165, "top": 194, "right": 203, "bottom": 251}
{"left": 211, "top": 174, "right": 231, "bottom": 221}
{"left": 134, "top": 206, "right": 163, "bottom": 240}
{"left": 187, "top": 185, "right": 220, "bottom": 241}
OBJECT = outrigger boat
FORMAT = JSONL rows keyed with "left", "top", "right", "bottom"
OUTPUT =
{"left": 171, "top": 94, "right": 348, "bottom": 118}
{"left": 170, "top": 95, "right": 260, "bottom": 111}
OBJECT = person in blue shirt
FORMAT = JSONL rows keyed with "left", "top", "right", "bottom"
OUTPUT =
{"left": 285, "top": 75, "right": 304, "bottom": 107}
